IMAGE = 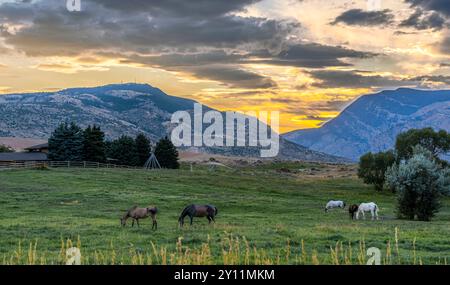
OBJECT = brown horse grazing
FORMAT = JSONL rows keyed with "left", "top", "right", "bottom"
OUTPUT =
{"left": 349, "top": 204, "right": 359, "bottom": 220}
{"left": 121, "top": 206, "right": 158, "bottom": 230}
{"left": 178, "top": 204, "right": 218, "bottom": 227}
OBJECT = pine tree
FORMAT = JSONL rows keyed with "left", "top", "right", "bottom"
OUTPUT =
{"left": 154, "top": 136, "right": 180, "bottom": 169}
{"left": 83, "top": 125, "right": 106, "bottom": 162}
{"left": 135, "top": 133, "right": 151, "bottom": 166}
{"left": 107, "top": 135, "right": 138, "bottom": 166}
{"left": 48, "top": 122, "right": 84, "bottom": 161}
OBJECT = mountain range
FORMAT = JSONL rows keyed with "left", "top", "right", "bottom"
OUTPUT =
{"left": 0, "top": 83, "right": 346, "bottom": 162}
{"left": 284, "top": 88, "right": 450, "bottom": 161}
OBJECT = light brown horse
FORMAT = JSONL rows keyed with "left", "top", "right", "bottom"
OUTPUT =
{"left": 121, "top": 206, "right": 158, "bottom": 230}
{"left": 178, "top": 204, "right": 218, "bottom": 227}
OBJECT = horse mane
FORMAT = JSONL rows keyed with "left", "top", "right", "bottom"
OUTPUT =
{"left": 123, "top": 205, "right": 138, "bottom": 217}
{"left": 207, "top": 205, "right": 218, "bottom": 215}
{"left": 179, "top": 204, "right": 194, "bottom": 220}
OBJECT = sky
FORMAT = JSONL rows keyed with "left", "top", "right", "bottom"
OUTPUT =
{"left": 0, "top": 0, "right": 449, "bottom": 133}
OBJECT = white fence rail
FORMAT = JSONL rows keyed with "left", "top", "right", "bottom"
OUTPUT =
{"left": 0, "top": 161, "right": 144, "bottom": 170}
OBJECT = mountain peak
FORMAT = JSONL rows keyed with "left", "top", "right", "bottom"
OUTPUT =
{"left": 284, "top": 88, "right": 450, "bottom": 161}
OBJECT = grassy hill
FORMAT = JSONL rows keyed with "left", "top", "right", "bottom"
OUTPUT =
{"left": 0, "top": 163, "right": 449, "bottom": 265}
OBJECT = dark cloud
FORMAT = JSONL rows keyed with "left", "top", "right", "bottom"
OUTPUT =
{"left": 0, "top": 0, "right": 298, "bottom": 56}
{"left": 118, "top": 51, "right": 275, "bottom": 89}
{"left": 250, "top": 44, "right": 377, "bottom": 68}
{"left": 331, "top": 9, "right": 394, "bottom": 26}
{"left": 405, "top": 0, "right": 450, "bottom": 17}
{"left": 89, "top": 0, "right": 260, "bottom": 17}
{"left": 309, "top": 70, "right": 450, "bottom": 89}
{"left": 309, "top": 70, "right": 411, "bottom": 88}
{"left": 186, "top": 65, "right": 277, "bottom": 89}
{"left": 0, "top": 0, "right": 298, "bottom": 89}
{"left": 121, "top": 51, "right": 244, "bottom": 68}
{"left": 409, "top": 75, "right": 450, "bottom": 85}
{"left": 393, "top": 30, "right": 418, "bottom": 35}
{"left": 399, "top": 9, "right": 447, "bottom": 30}
{"left": 0, "top": 0, "right": 380, "bottom": 89}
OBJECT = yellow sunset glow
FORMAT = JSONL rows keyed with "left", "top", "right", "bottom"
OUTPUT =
{"left": 0, "top": 0, "right": 449, "bottom": 133}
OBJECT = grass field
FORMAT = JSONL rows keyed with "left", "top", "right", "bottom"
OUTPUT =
{"left": 0, "top": 162, "right": 449, "bottom": 265}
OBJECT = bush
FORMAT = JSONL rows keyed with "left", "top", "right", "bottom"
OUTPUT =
{"left": 386, "top": 146, "right": 449, "bottom": 221}
{"left": 358, "top": 150, "right": 396, "bottom": 191}
{"left": 0, "top": 144, "right": 13, "bottom": 153}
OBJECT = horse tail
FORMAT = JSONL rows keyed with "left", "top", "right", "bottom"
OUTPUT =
{"left": 214, "top": 206, "right": 218, "bottom": 216}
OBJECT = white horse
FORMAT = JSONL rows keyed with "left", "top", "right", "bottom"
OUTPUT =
{"left": 325, "top": 200, "right": 346, "bottom": 212}
{"left": 356, "top": 202, "right": 379, "bottom": 220}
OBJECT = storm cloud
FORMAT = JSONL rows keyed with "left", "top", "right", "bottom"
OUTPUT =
{"left": 405, "top": 0, "right": 450, "bottom": 17}
{"left": 309, "top": 70, "right": 413, "bottom": 89}
{"left": 331, "top": 9, "right": 394, "bottom": 26}
{"left": 399, "top": 8, "right": 447, "bottom": 30}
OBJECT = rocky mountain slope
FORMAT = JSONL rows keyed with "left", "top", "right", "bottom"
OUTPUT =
{"left": 284, "top": 88, "right": 450, "bottom": 161}
{"left": 0, "top": 83, "right": 346, "bottom": 162}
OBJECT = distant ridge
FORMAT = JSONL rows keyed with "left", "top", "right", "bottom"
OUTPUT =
{"left": 0, "top": 83, "right": 347, "bottom": 162}
{"left": 284, "top": 88, "right": 450, "bottom": 161}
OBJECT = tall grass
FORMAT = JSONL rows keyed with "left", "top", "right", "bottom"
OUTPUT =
{"left": 1, "top": 228, "right": 447, "bottom": 265}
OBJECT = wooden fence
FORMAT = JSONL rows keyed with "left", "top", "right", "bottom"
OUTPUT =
{"left": 0, "top": 160, "right": 144, "bottom": 170}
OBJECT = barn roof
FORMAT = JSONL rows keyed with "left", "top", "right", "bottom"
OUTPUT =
{"left": 0, "top": 152, "right": 48, "bottom": 162}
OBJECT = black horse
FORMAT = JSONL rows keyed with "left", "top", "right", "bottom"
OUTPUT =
{"left": 178, "top": 204, "right": 218, "bottom": 227}
{"left": 349, "top": 204, "right": 359, "bottom": 220}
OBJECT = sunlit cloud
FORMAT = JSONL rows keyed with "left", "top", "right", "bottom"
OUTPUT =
{"left": 0, "top": 0, "right": 449, "bottom": 132}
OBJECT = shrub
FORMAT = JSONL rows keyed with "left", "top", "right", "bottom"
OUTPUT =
{"left": 386, "top": 146, "right": 449, "bottom": 221}
{"left": 0, "top": 144, "right": 14, "bottom": 153}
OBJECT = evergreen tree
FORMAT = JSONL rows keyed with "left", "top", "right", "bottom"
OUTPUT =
{"left": 48, "top": 122, "right": 84, "bottom": 161}
{"left": 154, "top": 136, "right": 180, "bottom": 169}
{"left": 107, "top": 135, "right": 138, "bottom": 166}
{"left": 135, "top": 133, "right": 151, "bottom": 166}
{"left": 83, "top": 125, "right": 106, "bottom": 162}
